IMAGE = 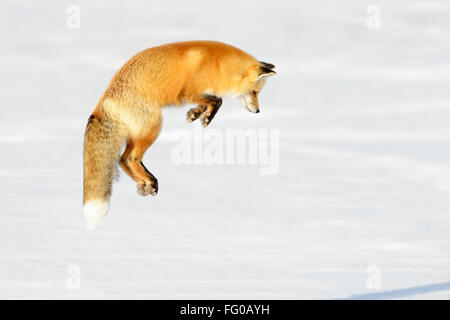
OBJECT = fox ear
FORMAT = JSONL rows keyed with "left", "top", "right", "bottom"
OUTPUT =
{"left": 258, "top": 65, "right": 276, "bottom": 79}
{"left": 260, "top": 61, "right": 275, "bottom": 70}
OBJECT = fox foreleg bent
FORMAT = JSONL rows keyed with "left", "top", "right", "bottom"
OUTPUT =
{"left": 186, "top": 95, "right": 222, "bottom": 127}
{"left": 200, "top": 96, "right": 222, "bottom": 127}
{"left": 187, "top": 104, "right": 207, "bottom": 123}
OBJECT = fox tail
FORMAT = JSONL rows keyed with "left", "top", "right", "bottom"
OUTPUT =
{"left": 83, "top": 110, "right": 123, "bottom": 230}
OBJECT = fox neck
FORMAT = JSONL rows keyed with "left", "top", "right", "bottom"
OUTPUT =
{"left": 204, "top": 89, "right": 242, "bottom": 99}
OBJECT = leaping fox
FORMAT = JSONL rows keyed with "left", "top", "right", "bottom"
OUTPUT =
{"left": 83, "top": 40, "right": 276, "bottom": 229}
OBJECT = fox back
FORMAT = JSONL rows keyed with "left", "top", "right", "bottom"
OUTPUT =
{"left": 103, "top": 41, "right": 270, "bottom": 106}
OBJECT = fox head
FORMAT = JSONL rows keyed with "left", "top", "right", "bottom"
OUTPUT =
{"left": 240, "top": 61, "right": 276, "bottom": 113}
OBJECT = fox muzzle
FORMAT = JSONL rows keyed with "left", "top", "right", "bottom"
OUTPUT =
{"left": 241, "top": 94, "right": 260, "bottom": 113}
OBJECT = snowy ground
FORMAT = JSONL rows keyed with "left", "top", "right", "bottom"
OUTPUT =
{"left": 0, "top": 0, "right": 449, "bottom": 299}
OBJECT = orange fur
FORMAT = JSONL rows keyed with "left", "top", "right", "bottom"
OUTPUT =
{"left": 83, "top": 41, "right": 275, "bottom": 228}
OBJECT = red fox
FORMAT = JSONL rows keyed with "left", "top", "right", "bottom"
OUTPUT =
{"left": 83, "top": 40, "right": 276, "bottom": 229}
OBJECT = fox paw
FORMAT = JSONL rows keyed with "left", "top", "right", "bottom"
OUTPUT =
{"left": 187, "top": 106, "right": 206, "bottom": 123}
{"left": 137, "top": 179, "right": 158, "bottom": 197}
{"left": 200, "top": 111, "right": 214, "bottom": 127}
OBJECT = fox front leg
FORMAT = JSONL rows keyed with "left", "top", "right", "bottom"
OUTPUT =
{"left": 186, "top": 95, "right": 222, "bottom": 127}
{"left": 187, "top": 105, "right": 207, "bottom": 123}
{"left": 200, "top": 96, "right": 222, "bottom": 127}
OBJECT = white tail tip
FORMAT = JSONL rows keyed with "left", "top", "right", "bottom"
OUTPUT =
{"left": 84, "top": 200, "right": 109, "bottom": 230}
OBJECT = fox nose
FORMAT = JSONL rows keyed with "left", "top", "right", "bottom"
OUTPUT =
{"left": 255, "top": 109, "right": 260, "bottom": 113}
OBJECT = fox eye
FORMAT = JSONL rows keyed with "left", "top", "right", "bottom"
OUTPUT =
{"left": 252, "top": 90, "right": 257, "bottom": 96}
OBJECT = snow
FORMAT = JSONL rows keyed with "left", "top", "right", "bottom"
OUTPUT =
{"left": 0, "top": 0, "right": 449, "bottom": 299}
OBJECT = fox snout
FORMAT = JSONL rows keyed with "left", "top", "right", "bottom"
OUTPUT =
{"left": 241, "top": 93, "right": 259, "bottom": 113}
{"left": 241, "top": 92, "right": 260, "bottom": 113}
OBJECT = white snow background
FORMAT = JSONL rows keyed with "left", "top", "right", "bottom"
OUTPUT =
{"left": 0, "top": 0, "right": 449, "bottom": 299}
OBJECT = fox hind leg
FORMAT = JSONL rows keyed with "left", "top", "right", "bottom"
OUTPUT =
{"left": 137, "top": 162, "right": 158, "bottom": 196}
{"left": 120, "top": 133, "right": 160, "bottom": 196}
{"left": 120, "top": 141, "right": 136, "bottom": 180}
{"left": 127, "top": 138, "right": 159, "bottom": 196}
